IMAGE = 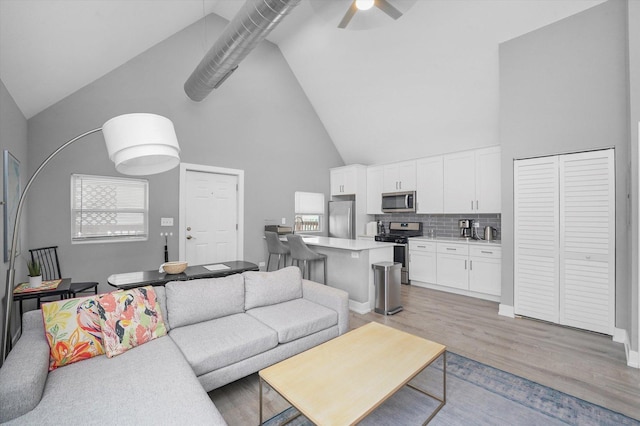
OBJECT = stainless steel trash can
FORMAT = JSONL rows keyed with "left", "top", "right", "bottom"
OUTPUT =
{"left": 372, "top": 262, "right": 403, "bottom": 315}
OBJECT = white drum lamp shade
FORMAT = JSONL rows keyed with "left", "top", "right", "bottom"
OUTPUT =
{"left": 103, "top": 113, "right": 181, "bottom": 176}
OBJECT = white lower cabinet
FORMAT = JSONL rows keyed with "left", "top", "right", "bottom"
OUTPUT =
{"left": 436, "top": 243, "right": 469, "bottom": 290}
{"left": 408, "top": 241, "right": 437, "bottom": 284}
{"left": 410, "top": 239, "right": 501, "bottom": 301}
{"left": 469, "top": 246, "right": 502, "bottom": 296}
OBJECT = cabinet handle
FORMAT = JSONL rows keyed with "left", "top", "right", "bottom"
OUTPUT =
{"left": 465, "top": 260, "right": 467, "bottom": 269}
{"left": 417, "top": 245, "right": 426, "bottom": 248}
{"left": 399, "top": 181, "right": 402, "bottom": 190}
{"left": 470, "top": 260, "right": 473, "bottom": 270}
{"left": 446, "top": 248, "right": 457, "bottom": 251}
{"left": 481, "top": 250, "right": 493, "bottom": 254}
{"left": 471, "top": 200, "right": 473, "bottom": 210}
{"left": 476, "top": 200, "right": 479, "bottom": 210}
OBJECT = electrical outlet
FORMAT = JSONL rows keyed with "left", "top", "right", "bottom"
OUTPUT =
{"left": 161, "top": 217, "right": 174, "bottom": 227}
{"left": 351, "top": 252, "right": 359, "bottom": 259}
{"left": 281, "top": 217, "right": 286, "bottom": 225}
{"left": 258, "top": 261, "right": 266, "bottom": 267}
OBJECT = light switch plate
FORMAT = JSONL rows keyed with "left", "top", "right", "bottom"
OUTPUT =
{"left": 161, "top": 217, "right": 174, "bottom": 227}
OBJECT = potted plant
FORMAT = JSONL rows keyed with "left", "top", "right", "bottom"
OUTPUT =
{"left": 27, "top": 261, "right": 42, "bottom": 288}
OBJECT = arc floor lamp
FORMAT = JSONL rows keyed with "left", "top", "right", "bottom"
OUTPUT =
{"left": 2, "top": 113, "right": 181, "bottom": 363}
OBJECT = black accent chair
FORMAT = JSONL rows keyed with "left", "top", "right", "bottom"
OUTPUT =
{"left": 29, "top": 246, "right": 99, "bottom": 299}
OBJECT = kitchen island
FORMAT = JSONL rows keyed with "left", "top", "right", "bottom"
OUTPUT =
{"left": 283, "top": 235, "right": 395, "bottom": 313}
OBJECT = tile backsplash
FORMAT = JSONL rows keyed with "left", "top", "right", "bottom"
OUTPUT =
{"left": 374, "top": 213, "right": 501, "bottom": 240}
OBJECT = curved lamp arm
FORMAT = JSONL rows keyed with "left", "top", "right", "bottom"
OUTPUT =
{"left": 2, "top": 113, "right": 181, "bottom": 364}
{"left": 2, "top": 128, "right": 101, "bottom": 363}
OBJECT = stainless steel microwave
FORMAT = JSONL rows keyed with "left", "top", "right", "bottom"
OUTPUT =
{"left": 381, "top": 191, "right": 416, "bottom": 213}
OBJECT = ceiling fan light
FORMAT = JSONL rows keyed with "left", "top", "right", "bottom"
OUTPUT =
{"left": 355, "top": 0, "right": 375, "bottom": 11}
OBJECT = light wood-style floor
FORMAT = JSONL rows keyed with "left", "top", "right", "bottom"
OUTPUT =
{"left": 209, "top": 285, "right": 640, "bottom": 424}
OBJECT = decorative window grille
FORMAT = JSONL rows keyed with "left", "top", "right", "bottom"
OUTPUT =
{"left": 71, "top": 174, "right": 148, "bottom": 243}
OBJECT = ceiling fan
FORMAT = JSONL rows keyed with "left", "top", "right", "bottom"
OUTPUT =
{"left": 338, "top": 0, "right": 403, "bottom": 29}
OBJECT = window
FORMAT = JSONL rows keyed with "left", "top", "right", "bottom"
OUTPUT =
{"left": 71, "top": 174, "right": 148, "bottom": 243}
{"left": 294, "top": 192, "right": 325, "bottom": 233}
{"left": 294, "top": 215, "right": 322, "bottom": 232}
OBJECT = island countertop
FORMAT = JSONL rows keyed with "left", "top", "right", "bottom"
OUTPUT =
{"left": 281, "top": 235, "right": 396, "bottom": 251}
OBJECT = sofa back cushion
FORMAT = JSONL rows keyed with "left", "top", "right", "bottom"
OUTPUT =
{"left": 165, "top": 274, "right": 245, "bottom": 328}
{"left": 244, "top": 266, "right": 302, "bottom": 310}
{"left": 153, "top": 286, "right": 170, "bottom": 331}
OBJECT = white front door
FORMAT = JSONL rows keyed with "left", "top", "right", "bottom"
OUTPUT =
{"left": 181, "top": 167, "right": 241, "bottom": 265}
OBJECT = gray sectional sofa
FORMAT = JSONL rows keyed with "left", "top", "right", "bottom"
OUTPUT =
{"left": 0, "top": 266, "right": 349, "bottom": 425}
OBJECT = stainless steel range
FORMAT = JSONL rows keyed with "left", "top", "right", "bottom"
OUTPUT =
{"left": 374, "top": 222, "right": 423, "bottom": 284}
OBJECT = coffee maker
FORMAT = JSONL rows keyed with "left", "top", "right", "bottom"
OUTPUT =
{"left": 458, "top": 219, "right": 473, "bottom": 238}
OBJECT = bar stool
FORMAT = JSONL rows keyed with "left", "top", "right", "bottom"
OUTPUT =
{"left": 265, "top": 231, "right": 290, "bottom": 271}
{"left": 286, "top": 234, "right": 327, "bottom": 284}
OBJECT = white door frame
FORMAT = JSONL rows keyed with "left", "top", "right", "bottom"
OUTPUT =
{"left": 179, "top": 163, "right": 244, "bottom": 261}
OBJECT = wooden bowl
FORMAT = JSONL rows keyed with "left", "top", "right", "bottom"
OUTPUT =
{"left": 162, "top": 261, "right": 188, "bottom": 274}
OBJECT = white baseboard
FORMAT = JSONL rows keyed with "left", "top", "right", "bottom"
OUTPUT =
{"left": 628, "top": 350, "right": 640, "bottom": 369}
{"left": 499, "top": 304, "right": 515, "bottom": 318}
{"left": 612, "top": 327, "right": 627, "bottom": 343}
{"left": 349, "top": 299, "right": 371, "bottom": 314}
{"left": 411, "top": 280, "right": 500, "bottom": 303}
{"left": 613, "top": 327, "right": 639, "bottom": 369}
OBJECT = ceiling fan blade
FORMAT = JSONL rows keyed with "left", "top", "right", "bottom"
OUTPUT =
{"left": 376, "top": 0, "right": 403, "bottom": 20}
{"left": 338, "top": 1, "right": 358, "bottom": 28}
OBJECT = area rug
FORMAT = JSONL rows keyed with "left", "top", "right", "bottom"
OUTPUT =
{"left": 263, "top": 352, "right": 638, "bottom": 426}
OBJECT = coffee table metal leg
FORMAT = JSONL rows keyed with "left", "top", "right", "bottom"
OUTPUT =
{"left": 259, "top": 376, "right": 264, "bottom": 425}
{"left": 406, "top": 351, "right": 447, "bottom": 425}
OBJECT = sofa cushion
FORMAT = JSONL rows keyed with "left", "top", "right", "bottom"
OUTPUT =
{"left": 3, "top": 335, "right": 226, "bottom": 425}
{"left": 166, "top": 274, "right": 245, "bottom": 328}
{"left": 169, "top": 313, "right": 277, "bottom": 376}
{"left": 243, "top": 266, "right": 302, "bottom": 310}
{"left": 247, "top": 298, "right": 338, "bottom": 344}
{"left": 41, "top": 296, "right": 104, "bottom": 371}
{"left": 153, "top": 285, "right": 171, "bottom": 331}
{"left": 97, "top": 286, "right": 167, "bottom": 358}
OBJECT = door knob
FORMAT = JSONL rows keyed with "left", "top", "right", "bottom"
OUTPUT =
{"left": 186, "top": 235, "right": 194, "bottom": 240}
{"left": 186, "top": 226, "right": 191, "bottom": 231}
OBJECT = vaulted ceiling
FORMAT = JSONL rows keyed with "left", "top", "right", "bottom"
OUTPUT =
{"left": 0, "top": 0, "right": 605, "bottom": 165}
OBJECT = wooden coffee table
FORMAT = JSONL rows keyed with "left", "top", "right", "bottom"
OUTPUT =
{"left": 259, "top": 322, "right": 446, "bottom": 425}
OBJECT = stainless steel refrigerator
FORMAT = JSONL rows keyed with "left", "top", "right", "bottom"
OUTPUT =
{"left": 328, "top": 200, "right": 355, "bottom": 239}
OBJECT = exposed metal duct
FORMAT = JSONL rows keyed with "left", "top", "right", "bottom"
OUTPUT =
{"left": 184, "top": 0, "right": 301, "bottom": 102}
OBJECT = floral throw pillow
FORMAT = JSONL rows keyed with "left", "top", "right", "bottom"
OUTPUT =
{"left": 97, "top": 286, "right": 167, "bottom": 358}
{"left": 42, "top": 296, "right": 104, "bottom": 371}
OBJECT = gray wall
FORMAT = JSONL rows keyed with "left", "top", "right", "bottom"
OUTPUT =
{"left": 25, "top": 14, "right": 342, "bottom": 294}
{"left": 0, "top": 78, "right": 28, "bottom": 347}
{"left": 628, "top": 0, "right": 640, "bottom": 354}
{"left": 499, "top": 0, "right": 634, "bottom": 347}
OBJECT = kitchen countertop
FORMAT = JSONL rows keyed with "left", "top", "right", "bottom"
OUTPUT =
{"left": 410, "top": 236, "right": 502, "bottom": 246}
{"left": 282, "top": 235, "right": 396, "bottom": 251}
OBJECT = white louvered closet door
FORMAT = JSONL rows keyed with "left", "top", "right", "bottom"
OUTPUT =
{"left": 559, "top": 150, "right": 615, "bottom": 335}
{"left": 514, "top": 156, "right": 560, "bottom": 323}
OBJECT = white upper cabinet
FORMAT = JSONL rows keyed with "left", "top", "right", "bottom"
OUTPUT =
{"left": 443, "top": 146, "right": 501, "bottom": 213}
{"left": 416, "top": 156, "right": 444, "bottom": 214}
{"left": 330, "top": 165, "right": 361, "bottom": 195}
{"left": 382, "top": 160, "right": 416, "bottom": 192}
{"left": 366, "top": 165, "right": 384, "bottom": 214}
{"left": 475, "top": 146, "right": 501, "bottom": 213}
{"left": 443, "top": 151, "right": 476, "bottom": 213}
